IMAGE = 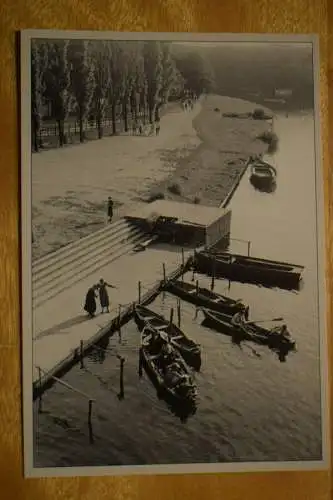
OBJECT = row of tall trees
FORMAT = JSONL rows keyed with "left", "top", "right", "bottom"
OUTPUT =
{"left": 31, "top": 39, "right": 215, "bottom": 152}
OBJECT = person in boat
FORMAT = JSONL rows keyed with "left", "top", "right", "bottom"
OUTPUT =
{"left": 231, "top": 310, "right": 247, "bottom": 328}
{"left": 97, "top": 278, "right": 116, "bottom": 313}
{"left": 84, "top": 285, "right": 98, "bottom": 318}
{"left": 270, "top": 324, "right": 290, "bottom": 342}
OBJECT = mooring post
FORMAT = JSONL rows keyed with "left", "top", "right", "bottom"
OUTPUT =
{"left": 38, "top": 366, "right": 43, "bottom": 412}
{"left": 162, "top": 263, "right": 166, "bottom": 285}
{"left": 181, "top": 248, "right": 185, "bottom": 268}
{"left": 169, "top": 307, "right": 174, "bottom": 325}
{"left": 118, "top": 304, "right": 122, "bottom": 343}
{"left": 247, "top": 241, "right": 251, "bottom": 257}
{"left": 177, "top": 299, "right": 181, "bottom": 327}
{"left": 80, "top": 340, "right": 84, "bottom": 369}
{"left": 138, "top": 349, "right": 143, "bottom": 378}
{"left": 119, "top": 358, "right": 125, "bottom": 399}
{"left": 138, "top": 281, "right": 142, "bottom": 304}
{"left": 88, "top": 399, "right": 93, "bottom": 425}
{"left": 211, "top": 257, "right": 216, "bottom": 291}
{"left": 196, "top": 280, "right": 199, "bottom": 295}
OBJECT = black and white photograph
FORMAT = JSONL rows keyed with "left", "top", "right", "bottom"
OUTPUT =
{"left": 21, "top": 30, "right": 329, "bottom": 476}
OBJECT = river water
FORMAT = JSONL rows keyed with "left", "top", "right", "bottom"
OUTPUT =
{"left": 34, "top": 112, "right": 324, "bottom": 467}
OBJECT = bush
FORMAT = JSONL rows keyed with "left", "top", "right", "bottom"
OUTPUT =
{"left": 252, "top": 108, "right": 266, "bottom": 119}
{"left": 167, "top": 183, "right": 182, "bottom": 195}
{"left": 257, "top": 130, "right": 279, "bottom": 154}
{"left": 147, "top": 191, "right": 165, "bottom": 202}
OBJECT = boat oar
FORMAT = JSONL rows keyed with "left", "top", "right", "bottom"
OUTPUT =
{"left": 245, "top": 317, "right": 284, "bottom": 324}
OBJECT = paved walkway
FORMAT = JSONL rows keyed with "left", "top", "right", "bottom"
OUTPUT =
{"left": 33, "top": 244, "right": 193, "bottom": 383}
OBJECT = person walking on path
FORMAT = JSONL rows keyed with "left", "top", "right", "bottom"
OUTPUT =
{"left": 107, "top": 196, "right": 114, "bottom": 223}
{"left": 84, "top": 285, "right": 98, "bottom": 318}
{"left": 156, "top": 120, "right": 160, "bottom": 136}
{"left": 98, "top": 278, "right": 116, "bottom": 313}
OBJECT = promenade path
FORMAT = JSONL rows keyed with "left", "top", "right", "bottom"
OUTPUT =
{"left": 33, "top": 242, "right": 193, "bottom": 384}
{"left": 32, "top": 101, "right": 202, "bottom": 259}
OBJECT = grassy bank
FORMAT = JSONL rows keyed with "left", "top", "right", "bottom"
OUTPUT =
{"left": 147, "top": 95, "right": 273, "bottom": 207}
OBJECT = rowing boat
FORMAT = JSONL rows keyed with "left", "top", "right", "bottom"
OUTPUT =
{"left": 140, "top": 325, "right": 197, "bottom": 402}
{"left": 201, "top": 308, "right": 296, "bottom": 350}
{"left": 194, "top": 250, "right": 304, "bottom": 290}
{"left": 166, "top": 279, "right": 249, "bottom": 317}
{"left": 134, "top": 305, "right": 201, "bottom": 370}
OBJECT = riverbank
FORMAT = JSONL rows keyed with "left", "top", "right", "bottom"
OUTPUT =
{"left": 32, "top": 95, "right": 272, "bottom": 260}
{"left": 147, "top": 95, "right": 272, "bottom": 207}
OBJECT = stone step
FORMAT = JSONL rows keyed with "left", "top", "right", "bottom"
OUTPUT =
{"left": 33, "top": 223, "right": 142, "bottom": 285}
{"left": 33, "top": 231, "right": 149, "bottom": 308}
{"left": 32, "top": 218, "right": 126, "bottom": 273}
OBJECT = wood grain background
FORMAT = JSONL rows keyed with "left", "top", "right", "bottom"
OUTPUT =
{"left": 0, "top": 0, "right": 331, "bottom": 498}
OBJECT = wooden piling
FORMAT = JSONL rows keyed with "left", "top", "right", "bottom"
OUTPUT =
{"left": 88, "top": 399, "right": 93, "bottom": 425}
{"left": 162, "top": 263, "right": 166, "bottom": 285}
{"left": 247, "top": 241, "right": 251, "bottom": 257}
{"left": 181, "top": 248, "right": 185, "bottom": 268}
{"left": 138, "top": 349, "right": 143, "bottom": 377}
{"left": 196, "top": 280, "right": 199, "bottom": 295}
{"left": 211, "top": 256, "right": 216, "bottom": 290}
{"left": 169, "top": 307, "right": 174, "bottom": 325}
{"left": 138, "top": 281, "right": 142, "bottom": 303}
{"left": 38, "top": 367, "right": 43, "bottom": 412}
{"left": 119, "top": 358, "right": 125, "bottom": 399}
{"left": 118, "top": 304, "right": 122, "bottom": 342}
{"left": 177, "top": 299, "right": 181, "bottom": 327}
{"left": 80, "top": 340, "right": 84, "bottom": 369}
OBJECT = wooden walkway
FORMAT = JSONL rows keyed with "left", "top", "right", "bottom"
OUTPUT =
{"left": 32, "top": 243, "right": 194, "bottom": 397}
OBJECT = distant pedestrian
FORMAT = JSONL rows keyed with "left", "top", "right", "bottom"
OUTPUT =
{"left": 97, "top": 278, "right": 116, "bottom": 313}
{"left": 107, "top": 196, "right": 114, "bottom": 223}
{"left": 84, "top": 285, "right": 98, "bottom": 318}
{"left": 156, "top": 122, "right": 160, "bottom": 136}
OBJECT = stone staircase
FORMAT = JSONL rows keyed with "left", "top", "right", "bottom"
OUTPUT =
{"left": 32, "top": 218, "right": 149, "bottom": 308}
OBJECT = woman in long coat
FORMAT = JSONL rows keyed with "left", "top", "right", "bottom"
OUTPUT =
{"left": 98, "top": 278, "right": 115, "bottom": 313}
{"left": 84, "top": 285, "right": 98, "bottom": 318}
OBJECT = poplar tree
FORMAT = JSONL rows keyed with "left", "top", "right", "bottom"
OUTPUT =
{"left": 44, "top": 40, "right": 72, "bottom": 147}
{"left": 31, "top": 40, "right": 49, "bottom": 152}
{"left": 92, "top": 41, "right": 111, "bottom": 139}
{"left": 143, "top": 41, "right": 163, "bottom": 124}
{"left": 68, "top": 40, "right": 96, "bottom": 143}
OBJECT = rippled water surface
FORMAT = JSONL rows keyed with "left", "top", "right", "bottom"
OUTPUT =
{"left": 34, "top": 113, "right": 324, "bottom": 467}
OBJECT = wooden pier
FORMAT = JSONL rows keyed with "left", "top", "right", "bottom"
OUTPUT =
{"left": 32, "top": 247, "right": 193, "bottom": 400}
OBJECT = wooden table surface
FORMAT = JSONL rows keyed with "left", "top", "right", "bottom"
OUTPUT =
{"left": 0, "top": 0, "right": 331, "bottom": 499}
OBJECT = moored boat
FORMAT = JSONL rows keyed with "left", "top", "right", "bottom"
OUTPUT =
{"left": 166, "top": 279, "right": 249, "bottom": 317}
{"left": 194, "top": 250, "right": 304, "bottom": 290}
{"left": 134, "top": 305, "right": 201, "bottom": 370}
{"left": 249, "top": 160, "right": 277, "bottom": 190}
{"left": 140, "top": 325, "right": 197, "bottom": 402}
{"left": 201, "top": 308, "right": 296, "bottom": 350}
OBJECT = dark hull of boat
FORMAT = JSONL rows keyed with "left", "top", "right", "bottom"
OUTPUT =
{"left": 134, "top": 306, "right": 201, "bottom": 371}
{"left": 166, "top": 281, "right": 249, "bottom": 316}
{"left": 140, "top": 331, "right": 197, "bottom": 404}
{"left": 201, "top": 308, "right": 296, "bottom": 350}
{"left": 194, "top": 252, "right": 302, "bottom": 290}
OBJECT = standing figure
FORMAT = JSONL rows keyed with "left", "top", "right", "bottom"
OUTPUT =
{"left": 156, "top": 121, "right": 160, "bottom": 136}
{"left": 98, "top": 278, "right": 115, "bottom": 313}
{"left": 84, "top": 285, "right": 98, "bottom": 318}
{"left": 107, "top": 196, "right": 114, "bottom": 223}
